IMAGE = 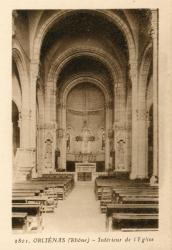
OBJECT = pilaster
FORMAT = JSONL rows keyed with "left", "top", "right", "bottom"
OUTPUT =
{"left": 129, "top": 60, "right": 139, "bottom": 179}
{"left": 151, "top": 9, "right": 158, "bottom": 181}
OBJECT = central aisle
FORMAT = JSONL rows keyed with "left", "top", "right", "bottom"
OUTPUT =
{"left": 43, "top": 182, "right": 106, "bottom": 233}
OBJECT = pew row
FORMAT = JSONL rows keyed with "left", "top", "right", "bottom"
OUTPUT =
{"left": 12, "top": 203, "right": 43, "bottom": 232}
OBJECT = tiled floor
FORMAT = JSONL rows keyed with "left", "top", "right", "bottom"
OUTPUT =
{"left": 43, "top": 182, "right": 106, "bottom": 233}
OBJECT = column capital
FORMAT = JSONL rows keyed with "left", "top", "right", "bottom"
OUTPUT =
{"left": 30, "top": 60, "right": 40, "bottom": 81}
{"left": 150, "top": 9, "right": 158, "bottom": 39}
{"left": 105, "top": 101, "right": 113, "bottom": 109}
{"left": 137, "top": 109, "right": 149, "bottom": 121}
{"left": 21, "top": 109, "right": 32, "bottom": 120}
{"left": 114, "top": 123, "right": 126, "bottom": 131}
{"left": 128, "top": 61, "right": 138, "bottom": 83}
{"left": 38, "top": 123, "right": 57, "bottom": 130}
{"left": 12, "top": 10, "right": 18, "bottom": 37}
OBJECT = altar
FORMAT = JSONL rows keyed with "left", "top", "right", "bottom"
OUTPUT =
{"left": 75, "top": 162, "right": 96, "bottom": 181}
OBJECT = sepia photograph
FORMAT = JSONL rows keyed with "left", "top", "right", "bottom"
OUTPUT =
{"left": 12, "top": 9, "right": 160, "bottom": 234}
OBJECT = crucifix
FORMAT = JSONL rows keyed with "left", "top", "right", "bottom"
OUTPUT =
{"left": 75, "top": 86, "right": 95, "bottom": 153}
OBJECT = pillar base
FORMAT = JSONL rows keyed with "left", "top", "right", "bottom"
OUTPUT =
{"left": 150, "top": 175, "right": 158, "bottom": 186}
{"left": 13, "top": 147, "right": 36, "bottom": 182}
{"left": 130, "top": 173, "right": 148, "bottom": 180}
{"left": 130, "top": 172, "right": 137, "bottom": 180}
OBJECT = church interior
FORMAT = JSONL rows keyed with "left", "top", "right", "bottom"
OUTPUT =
{"left": 12, "top": 9, "right": 159, "bottom": 233}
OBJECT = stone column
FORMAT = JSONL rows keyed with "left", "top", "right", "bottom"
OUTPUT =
{"left": 114, "top": 83, "right": 127, "bottom": 173}
{"left": 45, "top": 81, "right": 56, "bottom": 123}
{"left": 42, "top": 123, "right": 57, "bottom": 173}
{"left": 12, "top": 10, "right": 18, "bottom": 38}
{"left": 30, "top": 61, "right": 39, "bottom": 149}
{"left": 20, "top": 109, "right": 31, "bottom": 148}
{"left": 129, "top": 60, "right": 139, "bottom": 179}
{"left": 36, "top": 87, "right": 44, "bottom": 175}
{"left": 58, "top": 103, "right": 67, "bottom": 170}
{"left": 126, "top": 86, "right": 132, "bottom": 172}
{"left": 29, "top": 61, "right": 39, "bottom": 170}
{"left": 151, "top": 9, "right": 159, "bottom": 181}
{"left": 105, "top": 104, "right": 110, "bottom": 170}
{"left": 137, "top": 109, "right": 148, "bottom": 178}
{"left": 42, "top": 81, "right": 57, "bottom": 173}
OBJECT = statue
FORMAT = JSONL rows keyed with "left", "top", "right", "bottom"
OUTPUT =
{"left": 66, "top": 132, "right": 70, "bottom": 152}
{"left": 44, "top": 139, "right": 53, "bottom": 169}
{"left": 117, "top": 139, "right": 125, "bottom": 166}
{"left": 102, "top": 130, "right": 105, "bottom": 150}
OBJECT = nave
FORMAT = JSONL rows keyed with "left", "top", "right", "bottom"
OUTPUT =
{"left": 12, "top": 174, "right": 158, "bottom": 233}
{"left": 43, "top": 182, "right": 106, "bottom": 233}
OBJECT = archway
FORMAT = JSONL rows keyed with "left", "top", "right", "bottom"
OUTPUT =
{"left": 33, "top": 10, "right": 134, "bottom": 63}
{"left": 12, "top": 101, "right": 20, "bottom": 157}
{"left": 66, "top": 82, "right": 105, "bottom": 172}
{"left": 56, "top": 76, "right": 112, "bottom": 173}
{"left": 36, "top": 9, "right": 131, "bottom": 175}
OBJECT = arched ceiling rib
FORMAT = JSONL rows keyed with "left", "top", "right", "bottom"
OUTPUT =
{"left": 58, "top": 55, "right": 113, "bottom": 89}
{"left": 40, "top": 10, "right": 129, "bottom": 61}
{"left": 35, "top": 9, "right": 140, "bottom": 94}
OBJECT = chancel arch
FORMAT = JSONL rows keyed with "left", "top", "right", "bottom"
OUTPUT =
{"left": 35, "top": 9, "right": 131, "bottom": 175}
{"left": 32, "top": 9, "right": 135, "bottom": 63}
{"left": 56, "top": 76, "right": 113, "bottom": 171}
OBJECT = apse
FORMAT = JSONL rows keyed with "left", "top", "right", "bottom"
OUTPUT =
{"left": 66, "top": 82, "right": 105, "bottom": 155}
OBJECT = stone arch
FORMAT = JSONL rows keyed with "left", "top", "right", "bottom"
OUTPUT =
{"left": 12, "top": 60, "right": 22, "bottom": 112}
{"left": 32, "top": 10, "right": 136, "bottom": 63}
{"left": 48, "top": 47, "right": 124, "bottom": 86}
{"left": 57, "top": 76, "right": 112, "bottom": 169}
{"left": 146, "top": 75, "right": 153, "bottom": 112}
{"left": 12, "top": 45, "right": 30, "bottom": 110}
{"left": 139, "top": 43, "right": 153, "bottom": 96}
{"left": 61, "top": 76, "right": 111, "bottom": 106}
{"left": 12, "top": 100, "right": 20, "bottom": 157}
{"left": 44, "top": 47, "right": 125, "bottom": 125}
{"left": 12, "top": 44, "right": 31, "bottom": 149}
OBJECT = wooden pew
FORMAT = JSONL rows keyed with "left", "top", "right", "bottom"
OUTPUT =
{"left": 12, "top": 212, "right": 28, "bottom": 233}
{"left": 13, "top": 192, "right": 38, "bottom": 197}
{"left": 13, "top": 183, "right": 58, "bottom": 208}
{"left": 99, "top": 187, "right": 113, "bottom": 213}
{"left": 28, "top": 180, "right": 65, "bottom": 200}
{"left": 95, "top": 176, "right": 159, "bottom": 231}
{"left": 12, "top": 203, "right": 43, "bottom": 232}
{"left": 32, "top": 174, "right": 74, "bottom": 197}
{"left": 112, "top": 213, "right": 158, "bottom": 230}
{"left": 12, "top": 195, "right": 54, "bottom": 213}
{"left": 100, "top": 186, "right": 158, "bottom": 213}
{"left": 13, "top": 189, "right": 42, "bottom": 196}
{"left": 106, "top": 203, "right": 158, "bottom": 231}
{"left": 120, "top": 196, "right": 159, "bottom": 204}
{"left": 111, "top": 187, "right": 158, "bottom": 203}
